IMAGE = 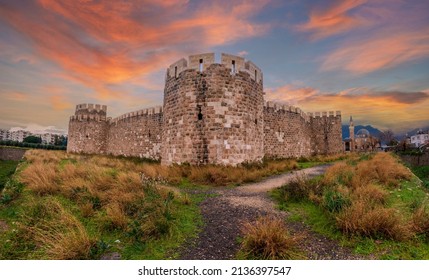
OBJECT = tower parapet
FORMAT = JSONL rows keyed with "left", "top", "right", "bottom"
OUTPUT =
{"left": 75, "top": 103, "right": 107, "bottom": 116}
{"left": 166, "top": 52, "right": 263, "bottom": 84}
{"left": 67, "top": 103, "right": 109, "bottom": 154}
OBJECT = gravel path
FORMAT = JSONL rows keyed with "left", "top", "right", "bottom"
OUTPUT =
{"left": 178, "top": 165, "right": 364, "bottom": 260}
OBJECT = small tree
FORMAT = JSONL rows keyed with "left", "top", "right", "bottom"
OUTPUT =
{"left": 23, "top": 135, "right": 42, "bottom": 144}
{"left": 379, "top": 130, "right": 396, "bottom": 146}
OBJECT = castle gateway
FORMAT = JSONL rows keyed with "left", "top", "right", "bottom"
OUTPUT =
{"left": 67, "top": 53, "right": 343, "bottom": 166}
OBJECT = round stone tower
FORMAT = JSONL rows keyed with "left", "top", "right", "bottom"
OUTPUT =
{"left": 161, "top": 53, "right": 264, "bottom": 166}
{"left": 67, "top": 104, "right": 109, "bottom": 154}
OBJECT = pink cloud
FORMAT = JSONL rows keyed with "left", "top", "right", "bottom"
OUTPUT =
{"left": 321, "top": 28, "right": 429, "bottom": 74}
{"left": 297, "top": 0, "right": 367, "bottom": 40}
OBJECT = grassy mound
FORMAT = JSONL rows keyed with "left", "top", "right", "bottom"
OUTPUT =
{"left": 0, "top": 150, "right": 201, "bottom": 259}
{"left": 273, "top": 152, "right": 429, "bottom": 259}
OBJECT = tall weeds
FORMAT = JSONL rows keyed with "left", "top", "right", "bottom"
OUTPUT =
{"left": 278, "top": 152, "right": 418, "bottom": 241}
{"left": 240, "top": 216, "right": 304, "bottom": 260}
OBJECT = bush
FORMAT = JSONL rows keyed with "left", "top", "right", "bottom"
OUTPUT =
{"left": 240, "top": 216, "right": 304, "bottom": 260}
{"left": 279, "top": 175, "right": 323, "bottom": 202}
{"left": 412, "top": 205, "right": 429, "bottom": 237}
{"left": 336, "top": 201, "right": 412, "bottom": 241}
{"left": 323, "top": 189, "right": 350, "bottom": 213}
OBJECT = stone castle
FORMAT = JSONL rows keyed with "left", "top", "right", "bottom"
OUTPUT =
{"left": 67, "top": 53, "right": 343, "bottom": 165}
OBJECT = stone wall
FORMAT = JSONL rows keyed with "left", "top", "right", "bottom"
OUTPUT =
{"left": 106, "top": 107, "right": 163, "bottom": 159}
{"left": 309, "top": 111, "right": 343, "bottom": 155}
{"left": 67, "top": 52, "right": 343, "bottom": 165}
{"left": 161, "top": 53, "right": 264, "bottom": 165}
{"left": 263, "top": 103, "right": 311, "bottom": 158}
{"left": 0, "top": 146, "right": 26, "bottom": 161}
{"left": 400, "top": 152, "right": 429, "bottom": 167}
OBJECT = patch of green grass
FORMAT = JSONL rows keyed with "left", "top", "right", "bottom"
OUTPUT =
{"left": 411, "top": 165, "right": 429, "bottom": 189}
{"left": 121, "top": 193, "right": 203, "bottom": 259}
{"left": 297, "top": 162, "right": 322, "bottom": 169}
{"left": 0, "top": 160, "right": 19, "bottom": 191}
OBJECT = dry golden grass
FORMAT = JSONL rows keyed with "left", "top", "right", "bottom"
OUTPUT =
{"left": 280, "top": 152, "right": 418, "bottom": 241}
{"left": 352, "top": 153, "right": 411, "bottom": 188}
{"left": 351, "top": 184, "right": 388, "bottom": 205}
{"left": 412, "top": 205, "right": 429, "bottom": 236}
{"left": 19, "top": 151, "right": 151, "bottom": 226}
{"left": 185, "top": 160, "right": 298, "bottom": 187}
{"left": 323, "top": 162, "right": 354, "bottom": 187}
{"left": 104, "top": 203, "right": 128, "bottom": 229}
{"left": 240, "top": 216, "right": 304, "bottom": 260}
{"left": 20, "top": 162, "right": 60, "bottom": 195}
{"left": 336, "top": 200, "right": 412, "bottom": 241}
{"left": 24, "top": 149, "right": 64, "bottom": 164}
{"left": 27, "top": 199, "right": 93, "bottom": 260}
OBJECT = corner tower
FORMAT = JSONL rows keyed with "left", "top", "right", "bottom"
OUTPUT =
{"left": 67, "top": 104, "right": 109, "bottom": 154}
{"left": 161, "top": 53, "right": 264, "bottom": 165}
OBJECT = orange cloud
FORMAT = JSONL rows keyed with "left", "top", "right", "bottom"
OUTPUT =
{"left": 4, "top": 91, "right": 27, "bottom": 101}
{"left": 50, "top": 95, "right": 72, "bottom": 111}
{"left": 265, "top": 85, "right": 319, "bottom": 105}
{"left": 266, "top": 84, "right": 429, "bottom": 131}
{"left": 0, "top": 0, "right": 270, "bottom": 100}
{"left": 321, "top": 29, "right": 429, "bottom": 73}
{"left": 297, "top": 0, "right": 367, "bottom": 40}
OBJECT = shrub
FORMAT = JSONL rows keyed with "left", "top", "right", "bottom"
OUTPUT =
{"left": 351, "top": 184, "right": 388, "bottom": 205}
{"left": 323, "top": 162, "right": 354, "bottom": 187}
{"left": 412, "top": 205, "right": 429, "bottom": 237}
{"left": 240, "top": 216, "right": 303, "bottom": 260}
{"left": 353, "top": 153, "right": 411, "bottom": 188}
{"left": 323, "top": 189, "right": 350, "bottom": 213}
{"left": 279, "top": 175, "right": 322, "bottom": 202}
{"left": 336, "top": 201, "right": 412, "bottom": 241}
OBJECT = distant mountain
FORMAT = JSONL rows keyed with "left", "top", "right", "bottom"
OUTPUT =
{"left": 342, "top": 125, "right": 382, "bottom": 140}
{"left": 397, "top": 126, "right": 429, "bottom": 140}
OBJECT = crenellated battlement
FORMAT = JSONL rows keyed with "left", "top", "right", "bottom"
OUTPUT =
{"left": 75, "top": 103, "right": 107, "bottom": 116}
{"left": 166, "top": 52, "right": 263, "bottom": 83}
{"left": 308, "top": 111, "right": 341, "bottom": 118}
{"left": 264, "top": 101, "right": 310, "bottom": 122}
{"left": 69, "top": 115, "right": 108, "bottom": 122}
{"left": 110, "top": 106, "right": 163, "bottom": 124}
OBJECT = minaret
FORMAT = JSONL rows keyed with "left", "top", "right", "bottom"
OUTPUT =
{"left": 349, "top": 116, "right": 354, "bottom": 152}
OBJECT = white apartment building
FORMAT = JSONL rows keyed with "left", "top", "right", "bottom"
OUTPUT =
{"left": 40, "top": 133, "right": 56, "bottom": 145}
{"left": 0, "top": 129, "right": 10, "bottom": 140}
{"left": 410, "top": 130, "right": 429, "bottom": 147}
{"left": 9, "top": 130, "right": 32, "bottom": 142}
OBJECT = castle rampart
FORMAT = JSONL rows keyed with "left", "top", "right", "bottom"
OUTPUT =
{"left": 264, "top": 102, "right": 312, "bottom": 158}
{"left": 68, "top": 52, "right": 343, "bottom": 165}
{"left": 106, "top": 106, "right": 163, "bottom": 159}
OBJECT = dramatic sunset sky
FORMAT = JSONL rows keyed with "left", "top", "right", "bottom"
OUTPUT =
{"left": 0, "top": 0, "right": 428, "bottom": 134}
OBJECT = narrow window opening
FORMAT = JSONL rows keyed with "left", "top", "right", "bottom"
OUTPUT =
{"left": 86, "top": 134, "right": 89, "bottom": 139}
{"left": 174, "top": 66, "right": 177, "bottom": 78}
{"left": 231, "top": 60, "right": 236, "bottom": 74}
{"left": 255, "top": 70, "right": 257, "bottom": 81}
{"left": 148, "top": 130, "right": 151, "bottom": 138}
{"left": 197, "top": 106, "right": 203, "bottom": 120}
{"left": 255, "top": 119, "right": 258, "bottom": 125}
{"left": 199, "top": 59, "right": 203, "bottom": 72}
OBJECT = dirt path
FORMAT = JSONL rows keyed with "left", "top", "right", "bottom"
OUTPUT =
{"left": 178, "top": 165, "right": 364, "bottom": 260}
